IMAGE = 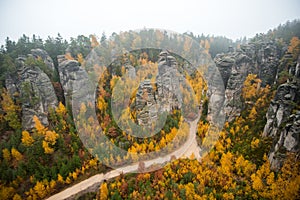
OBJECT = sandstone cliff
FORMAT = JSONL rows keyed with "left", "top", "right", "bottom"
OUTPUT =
{"left": 262, "top": 55, "right": 300, "bottom": 170}
{"left": 5, "top": 51, "right": 58, "bottom": 130}
{"left": 215, "top": 40, "right": 284, "bottom": 121}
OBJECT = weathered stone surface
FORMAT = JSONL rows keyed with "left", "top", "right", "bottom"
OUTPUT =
{"left": 20, "top": 66, "right": 58, "bottom": 129}
{"left": 5, "top": 75, "right": 18, "bottom": 97}
{"left": 215, "top": 51, "right": 253, "bottom": 121}
{"left": 125, "top": 64, "right": 136, "bottom": 79}
{"left": 267, "top": 110, "right": 300, "bottom": 170}
{"left": 30, "top": 49, "right": 55, "bottom": 69}
{"left": 215, "top": 40, "right": 284, "bottom": 121}
{"left": 156, "top": 51, "right": 183, "bottom": 112}
{"left": 262, "top": 55, "right": 300, "bottom": 170}
{"left": 57, "top": 56, "right": 91, "bottom": 104}
{"left": 134, "top": 51, "right": 185, "bottom": 127}
{"left": 283, "top": 112, "right": 300, "bottom": 152}
{"left": 135, "top": 79, "right": 158, "bottom": 126}
{"left": 5, "top": 56, "right": 58, "bottom": 129}
{"left": 263, "top": 83, "right": 297, "bottom": 137}
{"left": 30, "top": 48, "right": 56, "bottom": 74}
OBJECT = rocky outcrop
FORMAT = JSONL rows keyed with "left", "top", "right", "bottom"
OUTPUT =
{"left": 57, "top": 55, "right": 91, "bottom": 104}
{"left": 262, "top": 55, "right": 300, "bottom": 170}
{"left": 20, "top": 66, "right": 58, "bottom": 129}
{"left": 215, "top": 40, "right": 284, "bottom": 121}
{"left": 134, "top": 51, "right": 184, "bottom": 127}
{"left": 156, "top": 51, "right": 183, "bottom": 112}
{"left": 263, "top": 83, "right": 298, "bottom": 137}
{"left": 215, "top": 51, "right": 254, "bottom": 121}
{"left": 5, "top": 56, "right": 58, "bottom": 129}
{"left": 125, "top": 64, "right": 136, "bottom": 79}
{"left": 5, "top": 75, "right": 18, "bottom": 98}
{"left": 135, "top": 80, "right": 158, "bottom": 126}
{"left": 30, "top": 49, "right": 55, "bottom": 73}
{"left": 132, "top": 51, "right": 197, "bottom": 126}
{"left": 283, "top": 112, "right": 300, "bottom": 152}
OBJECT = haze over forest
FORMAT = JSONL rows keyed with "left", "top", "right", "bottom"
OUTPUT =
{"left": 0, "top": 0, "right": 299, "bottom": 44}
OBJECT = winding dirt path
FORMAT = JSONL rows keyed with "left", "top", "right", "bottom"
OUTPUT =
{"left": 46, "top": 118, "right": 201, "bottom": 200}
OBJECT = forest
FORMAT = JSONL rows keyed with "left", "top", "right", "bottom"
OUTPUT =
{"left": 0, "top": 19, "right": 299, "bottom": 200}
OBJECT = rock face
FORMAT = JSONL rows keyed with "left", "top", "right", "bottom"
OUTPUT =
{"left": 215, "top": 51, "right": 254, "bottom": 121}
{"left": 262, "top": 55, "right": 300, "bottom": 170}
{"left": 263, "top": 83, "right": 297, "bottom": 137}
{"left": 215, "top": 40, "right": 284, "bottom": 121}
{"left": 135, "top": 80, "right": 158, "bottom": 126}
{"left": 134, "top": 51, "right": 183, "bottom": 127}
{"left": 30, "top": 49, "right": 56, "bottom": 73}
{"left": 57, "top": 55, "right": 91, "bottom": 104}
{"left": 156, "top": 51, "right": 183, "bottom": 112}
{"left": 5, "top": 56, "right": 58, "bottom": 129}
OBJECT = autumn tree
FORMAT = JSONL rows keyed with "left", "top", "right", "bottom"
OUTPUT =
{"left": 77, "top": 53, "right": 84, "bottom": 64}
{"left": 242, "top": 74, "right": 261, "bottom": 101}
{"left": 33, "top": 115, "right": 59, "bottom": 154}
{"left": 99, "top": 181, "right": 108, "bottom": 200}
{"left": 65, "top": 52, "right": 74, "bottom": 60}
{"left": 0, "top": 89, "right": 21, "bottom": 130}
{"left": 288, "top": 36, "right": 300, "bottom": 59}
{"left": 21, "top": 130, "right": 35, "bottom": 146}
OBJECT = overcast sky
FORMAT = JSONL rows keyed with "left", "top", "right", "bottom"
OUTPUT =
{"left": 0, "top": 0, "right": 299, "bottom": 45}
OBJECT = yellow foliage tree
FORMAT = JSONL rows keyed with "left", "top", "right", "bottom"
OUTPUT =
{"left": 57, "top": 174, "right": 64, "bottom": 184}
{"left": 12, "top": 194, "right": 22, "bottom": 200}
{"left": 99, "top": 182, "right": 108, "bottom": 200}
{"left": 21, "top": 130, "right": 35, "bottom": 146}
{"left": 42, "top": 141, "right": 54, "bottom": 154}
{"left": 2, "top": 148, "right": 11, "bottom": 162}
{"left": 77, "top": 53, "right": 84, "bottom": 64}
{"left": 56, "top": 102, "right": 67, "bottom": 116}
{"left": 242, "top": 74, "right": 261, "bottom": 101}
{"left": 0, "top": 89, "right": 21, "bottom": 130}
{"left": 0, "top": 185, "right": 15, "bottom": 199}
{"left": 65, "top": 52, "right": 74, "bottom": 60}
{"left": 45, "top": 130, "right": 59, "bottom": 145}
{"left": 248, "top": 107, "right": 257, "bottom": 121}
{"left": 33, "top": 181, "right": 47, "bottom": 199}
{"left": 91, "top": 35, "right": 99, "bottom": 48}
{"left": 11, "top": 148, "right": 22, "bottom": 161}
{"left": 33, "top": 115, "right": 46, "bottom": 134}
{"left": 288, "top": 36, "right": 300, "bottom": 59}
{"left": 33, "top": 115, "right": 58, "bottom": 154}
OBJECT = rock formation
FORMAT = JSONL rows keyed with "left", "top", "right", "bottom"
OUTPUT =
{"left": 215, "top": 40, "right": 284, "bottom": 121}
{"left": 30, "top": 48, "right": 56, "bottom": 73}
{"left": 215, "top": 40, "right": 299, "bottom": 170}
{"left": 135, "top": 79, "right": 158, "bottom": 126}
{"left": 5, "top": 55, "right": 58, "bottom": 130}
{"left": 262, "top": 55, "right": 300, "bottom": 170}
{"left": 134, "top": 51, "right": 184, "bottom": 127}
{"left": 156, "top": 51, "right": 183, "bottom": 112}
{"left": 215, "top": 51, "right": 254, "bottom": 121}
{"left": 57, "top": 55, "right": 92, "bottom": 106}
